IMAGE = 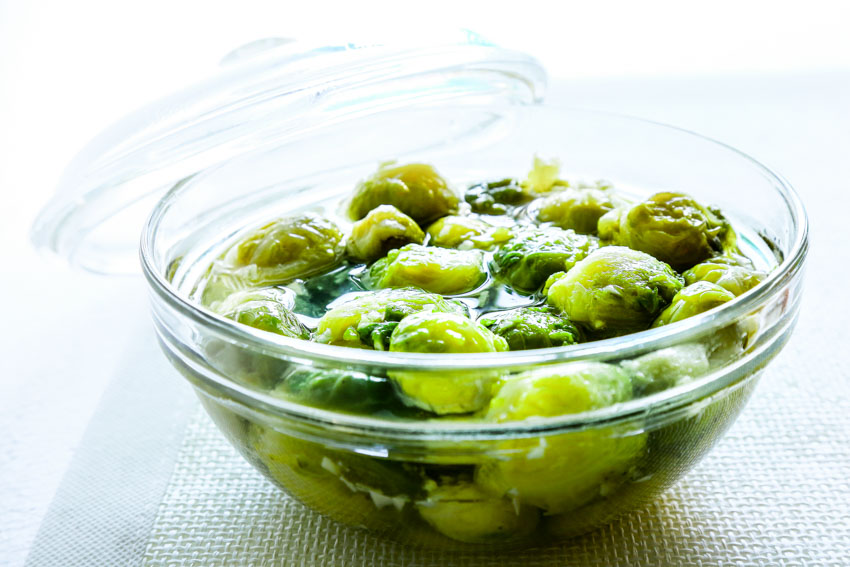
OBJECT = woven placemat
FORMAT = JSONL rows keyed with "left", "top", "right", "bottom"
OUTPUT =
{"left": 140, "top": 337, "right": 850, "bottom": 567}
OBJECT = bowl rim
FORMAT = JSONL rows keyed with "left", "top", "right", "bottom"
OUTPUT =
{"left": 140, "top": 106, "right": 808, "bottom": 438}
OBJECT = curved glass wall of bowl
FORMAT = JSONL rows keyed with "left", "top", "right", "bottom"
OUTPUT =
{"left": 143, "top": 106, "right": 806, "bottom": 429}
{"left": 141, "top": 105, "right": 806, "bottom": 548}
{"left": 31, "top": 37, "right": 546, "bottom": 274}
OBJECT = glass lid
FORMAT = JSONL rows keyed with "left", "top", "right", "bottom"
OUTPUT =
{"left": 31, "top": 32, "right": 547, "bottom": 274}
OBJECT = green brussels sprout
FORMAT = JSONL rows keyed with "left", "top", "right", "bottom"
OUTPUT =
{"left": 272, "top": 367, "right": 415, "bottom": 416}
{"left": 348, "top": 162, "right": 458, "bottom": 224}
{"left": 416, "top": 479, "right": 539, "bottom": 543}
{"left": 249, "top": 424, "right": 424, "bottom": 527}
{"left": 345, "top": 205, "right": 425, "bottom": 262}
{"left": 597, "top": 192, "right": 736, "bottom": 271}
{"left": 426, "top": 215, "right": 513, "bottom": 250}
{"left": 534, "top": 183, "right": 625, "bottom": 234}
{"left": 621, "top": 343, "right": 710, "bottom": 396}
{"left": 476, "top": 362, "right": 646, "bottom": 514}
{"left": 522, "top": 156, "right": 569, "bottom": 194}
{"left": 683, "top": 255, "right": 766, "bottom": 296}
{"left": 464, "top": 178, "right": 531, "bottom": 215}
{"left": 213, "top": 287, "right": 308, "bottom": 339}
{"left": 652, "top": 281, "right": 737, "bottom": 327}
{"left": 388, "top": 311, "right": 508, "bottom": 414}
{"left": 479, "top": 306, "right": 582, "bottom": 350}
{"left": 491, "top": 227, "right": 600, "bottom": 293}
{"left": 545, "top": 246, "right": 684, "bottom": 333}
{"left": 365, "top": 244, "right": 486, "bottom": 296}
{"left": 314, "top": 287, "right": 467, "bottom": 348}
{"left": 200, "top": 214, "right": 344, "bottom": 305}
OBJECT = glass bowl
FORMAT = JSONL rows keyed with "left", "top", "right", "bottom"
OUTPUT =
{"left": 139, "top": 102, "right": 807, "bottom": 549}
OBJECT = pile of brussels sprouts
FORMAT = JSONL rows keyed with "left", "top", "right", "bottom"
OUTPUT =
{"left": 194, "top": 158, "right": 767, "bottom": 543}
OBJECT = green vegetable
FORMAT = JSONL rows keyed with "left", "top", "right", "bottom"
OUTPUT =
{"left": 545, "top": 246, "right": 684, "bottom": 333}
{"left": 314, "top": 287, "right": 467, "bottom": 348}
{"left": 479, "top": 306, "right": 582, "bottom": 350}
{"left": 491, "top": 227, "right": 599, "bottom": 293}
{"left": 683, "top": 255, "right": 765, "bottom": 296}
{"left": 464, "top": 178, "right": 531, "bottom": 215}
{"left": 249, "top": 424, "right": 424, "bottom": 526}
{"left": 476, "top": 362, "right": 646, "bottom": 514}
{"left": 522, "top": 156, "right": 568, "bottom": 194}
{"left": 621, "top": 343, "right": 710, "bottom": 396}
{"left": 272, "top": 368, "right": 411, "bottom": 415}
{"left": 426, "top": 215, "right": 513, "bottom": 250}
{"left": 348, "top": 162, "right": 458, "bottom": 224}
{"left": 365, "top": 244, "right": 486, "bottom": 295}
{"left": 597, "top": 192, "right": 736, "bottom": 271}
{"left": 534, "top": 183, "right": 624, "bottom": 234}
{"left": 213, "top": 287, "right": 308, "bottom": 339}
{"left": 652, "top": 281, "right": 737, "bottom": 327}
{"left": 201, "top": 214, "right": 344, "bottom": 305}
{"left": 388, "top": 311, "right": 508, "bottom": 414}
{"left": 346, "top": 205, "right": 425, "bottom": 262}
{"left": 416, "top": 479, "right": 539, "bottom": 543}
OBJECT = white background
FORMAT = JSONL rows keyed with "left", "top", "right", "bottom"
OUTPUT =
{"left": 2, "top": 2, "right": 849, "bottom": 565}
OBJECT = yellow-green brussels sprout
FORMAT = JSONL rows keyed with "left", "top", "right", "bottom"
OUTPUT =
{"left": 416, "top": 479, "right": 539, "bottom": 543}
{"left": 535, "top": 184, "right": 624, "bottom": 234}
{"left": 545, "top": 246, "right": 684, "bottom": 333}
{"left": 621, "top": 343, "right": 710, "bottom": 396}
{"left": 201, "top": 214, "right": 344, "bottom": 305}
{"left": 214, "top": 288, "right": 308, "bottom": 339}
{"left": 348, "top": 162, "right": 458, "bottom": 224}
{"left": 598, "top": 192, "right": 736, "bottom": 271}
{"left": 314, "top": 287, "right": 467, "bottom": 348}
{"left": 683, "top": 255, "right": 766, "bottom": 296}
{"left": 249, "top": 424, "right": 424, "bottom": 527}
{"left": 426, "top": 215, "right": 513, "bottom": 250}
{"left": 365, "top": 244, "right": 486, "bottom": 296}
{"left": 388, "top": 311, "right": 508, "bottom": 414}
{"left": 479, "top": 306, "right": 582, "bottom": 350}
{"left": 522, "top": 156, "right": 568, "bottom": 194}
{"left": 652, "top": 281, "right": 737, "bottom": 327}
{"left": 464, "top": 178, "right": 532, "bottom": 215}
{"left": 345, "top": 205, "right": 425, "bottom": 262}
{"left": 491, "top": 227, "right": 599, "bottom": 293}
{"left": 476, "top": 362, "right": 646, "bottom": 514}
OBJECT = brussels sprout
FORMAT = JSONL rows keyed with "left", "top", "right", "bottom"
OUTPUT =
{"left": 545, "top": 246, "right": 684, "bottom": 333}
{"left": 201, "top": 214, "right": 344, "bottom": 305}
{"left": 416, "top": 479, "right": 539, "bottom": 543}
{"left": 365, "top": 244, "right": 486, "bottom": 296}
{"left": 523, "top": 156, "right": 568, "bottom": 194}
{"left": 491, "top": 227, "right": 599, "bottom": 293}
{"left": 388, "top": 311, "right": 508, "bottom": 414}
{"left": 597, "top": 192, "right": 736, "bottom": 271}
{"left": 213, "top": 287, "right": 308, "bottom": 339}
{"left": 652, "top": 281, "right": 737, "bottom": 327}
{"left": 683, "top": 255, "right": 766, "bottom": 296}
{"left": 345, "top": 205, "right": 425, "bottom": 262}
{"left": 348, "top": 162, "right": 458, "bottom": 224}
{"left": 464, "top": 178, "right": 531, "bottom": 215}
{"left": 272, "top": 367, "right": 413, "bottom": 416}
{"left": 476, "top": 362, "right": 646, "bottom": 514}
{"left": 535, "top": 184, "right": 624, "bottom": 234}
{"left": 314, "top": 287, "right": 467, "bottom": 348}
{"left": 426, "top": 215, "right": 513, "bottom": 250}
{"left": 621, "top": 343, "right": 710, "bottom": 396}
{"left": 479, "top": 306, "right": 582, "bottom": 350}
{"left": 249, "top": 424, "right": 424, "bottom": 526}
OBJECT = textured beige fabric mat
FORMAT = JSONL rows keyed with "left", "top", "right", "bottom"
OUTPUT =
{"left": 141, "top": 337, "right": 850, "bottom": 567}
